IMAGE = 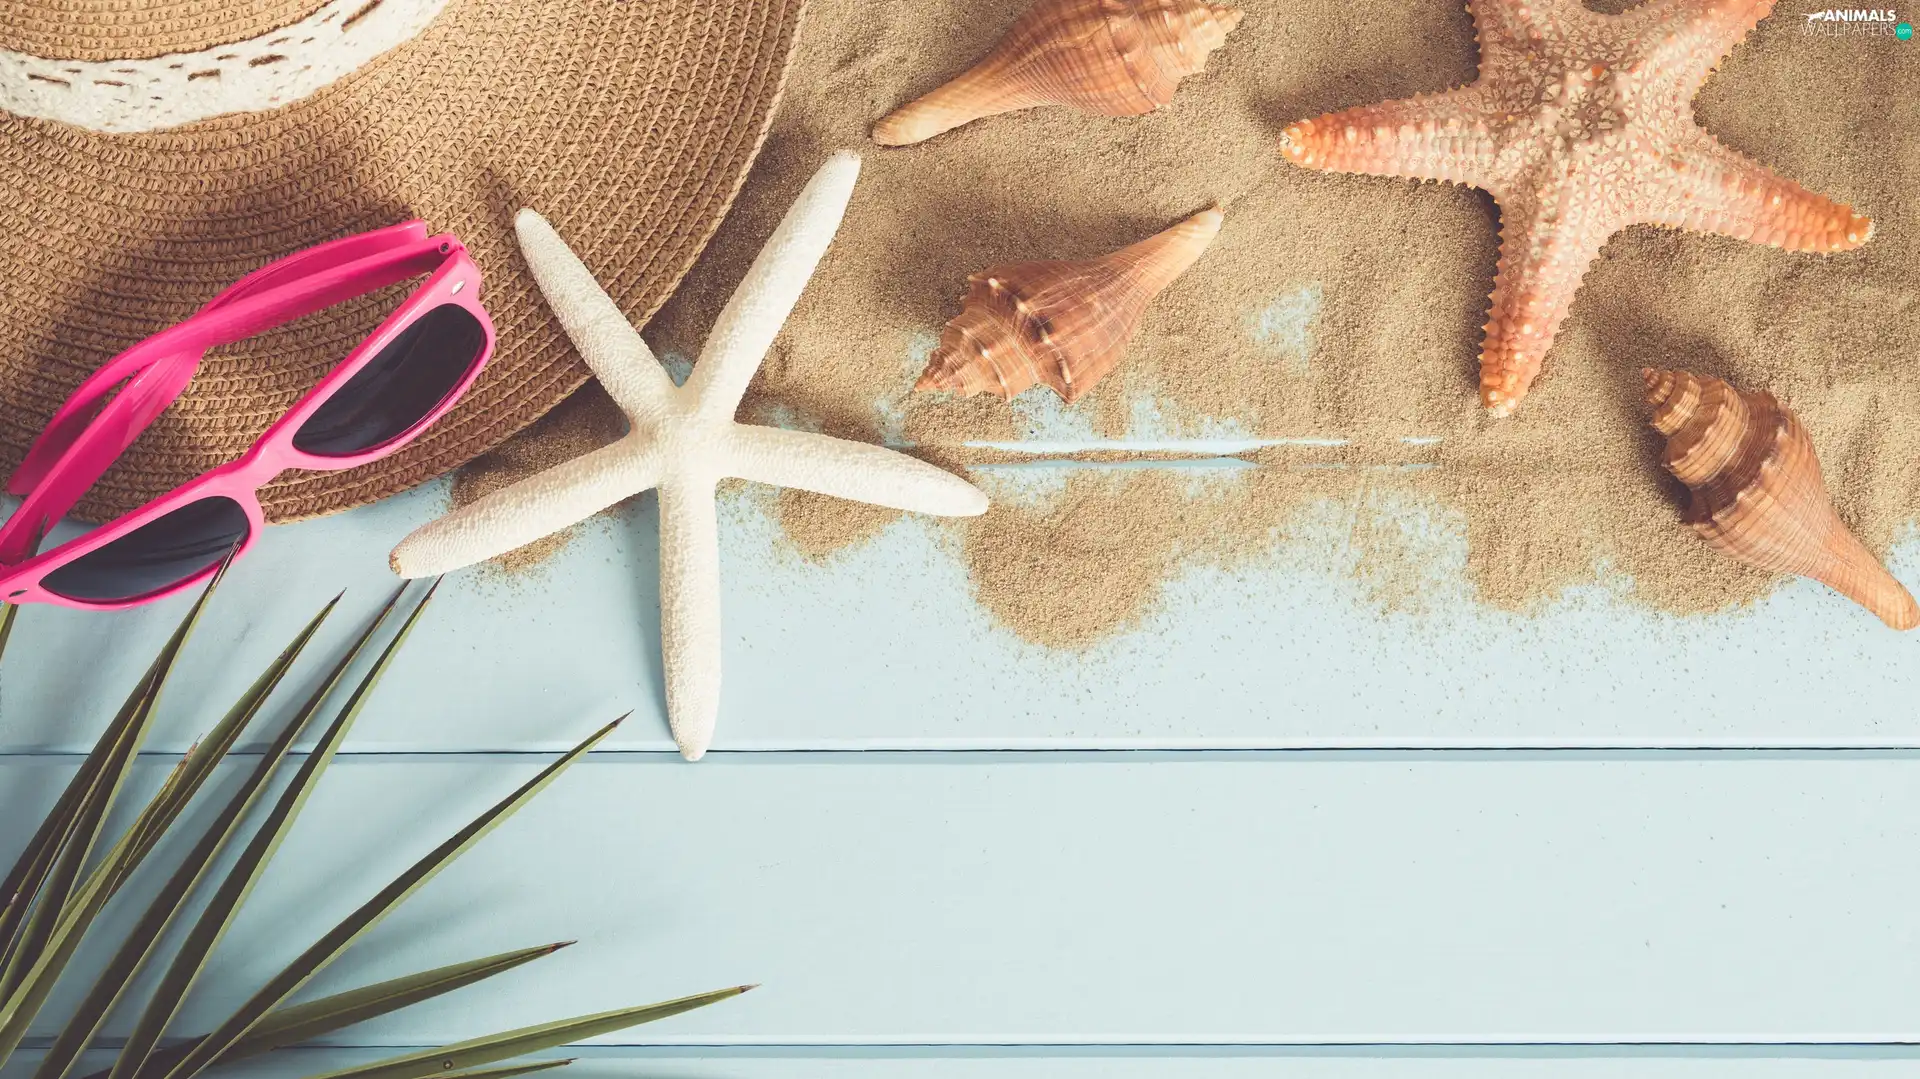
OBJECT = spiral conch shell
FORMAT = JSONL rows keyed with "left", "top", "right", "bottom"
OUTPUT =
{"left": 871, "top": 0, "right": 1244, "bottom": 146}
{"left": 1643, "top": 368, "right": 1918, "bottom": 630}
{"left": 915, "top": 205, "right": 1222, "bottom": 403}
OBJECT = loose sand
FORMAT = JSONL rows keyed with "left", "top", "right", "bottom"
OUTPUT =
{"left": 455, "top": 0, "right": 1920, "bottom": 647}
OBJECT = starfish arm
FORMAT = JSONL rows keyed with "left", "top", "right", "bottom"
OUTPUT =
{"left": 1478, "top": 186, "right": 1618, "bottom": 416}
{"left": 1613, "top": 0, "right": 1775, "bottom": 95}
{"left": 1472, "top": 0, "right": 1593, "bottom": 53}
{"left": 725, "top": 424, "right": 990, "bottom": 517}
{"left": 515, "top": 210, "right": 677, "bottom": 421}
{"left": 389, "top": 437, "right": 663, "bottom": 578}
{"left": 1644, "top": 134, "right": 1873, "bottom": 253}
{"left": 1281, "top": 84, "right": 1503, "bottom": 188}
{"left": 688, "top": 152, "right": 863, "bottom": 422}
{"left": 656, "top": 476, "right": 724, "bottom": 761}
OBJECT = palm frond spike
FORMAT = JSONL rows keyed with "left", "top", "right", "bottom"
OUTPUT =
{"left": 0, "top": 586, "right": 744, "bottom": 1079}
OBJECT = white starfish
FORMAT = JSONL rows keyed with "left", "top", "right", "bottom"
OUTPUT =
{"left": 390, "top": 152, "right": 989, "bottom": 760}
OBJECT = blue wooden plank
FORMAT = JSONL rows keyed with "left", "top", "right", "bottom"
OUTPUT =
{"left": 1, "top": 476, "right": 1916, "bottom": 753}
{"left": 10, "top": 752, "right": 1920, "bottom": 1045}
{"left": 13, "top": 1047, "right": 1920, "bottom": 1079}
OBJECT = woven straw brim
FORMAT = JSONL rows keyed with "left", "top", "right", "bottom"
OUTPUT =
{"left": 0, "top": 0, "right": 804, "bottom": 523}
{"left": 3, "top": 0, "right": 331, "bottom": 60}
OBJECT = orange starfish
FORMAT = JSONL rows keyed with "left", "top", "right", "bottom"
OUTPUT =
{"left": 1280, "top": 0, "right": 1873, "bottom": 417}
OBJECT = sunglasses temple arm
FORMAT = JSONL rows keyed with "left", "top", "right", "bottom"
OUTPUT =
{"left": 12, "top": 231, "right": 459, "bottom": 496}
{"left": 9, "top": 401, "right": 107, "bottom": 498}
{"left": 7, "top": 328, "right": 206, "bottom": 495}
{"left": 188, "top": 245, "right": 456, "bottom": 352}
{"left": 3, "top": 226, "right": 464, "bottom": 560}
{"left": 0, "top": 359, "right": 197, "bottom": 565}
{"left": 199, "top": 221, "right": 432, "bottom": 313}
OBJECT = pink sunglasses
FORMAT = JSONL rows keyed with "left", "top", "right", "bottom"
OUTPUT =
{"left": 0, "top": 221, "right": 494, "bottom": 610}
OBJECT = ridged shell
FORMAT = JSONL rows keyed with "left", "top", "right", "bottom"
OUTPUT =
{"left": 1643, "top": 368, "right": 1918, "bottom": 630}
{"left": 915, "top": 206, "right": 1222, "bottom": 403}
{"left": 871, "top": 0, "right": 1244, "bottom": 146}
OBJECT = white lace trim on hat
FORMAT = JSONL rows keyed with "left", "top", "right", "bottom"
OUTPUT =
{"left": 0, "top": 0, "right": 452, "bottom": 133}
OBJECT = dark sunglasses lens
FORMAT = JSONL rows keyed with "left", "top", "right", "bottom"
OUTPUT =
{"left": 293, "top": 303, "right": 485, "bottom": 456}
{"left": 40, "top": 496, "right": 249, "bottom": 603}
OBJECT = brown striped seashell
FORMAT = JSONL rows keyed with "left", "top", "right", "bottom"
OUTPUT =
{"left": 871, "top": 0, "right": 1244, "bottom": 146}
{"left": 1643, "top": 368, "right": 1918, "bottom": 630}
{"left": 916, "top": 205, "right": 1223, "bottom": 403}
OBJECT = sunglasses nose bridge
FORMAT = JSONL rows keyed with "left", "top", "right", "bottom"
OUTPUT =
{"left": 228, "top": 441, "right": 293, "bottom": 489}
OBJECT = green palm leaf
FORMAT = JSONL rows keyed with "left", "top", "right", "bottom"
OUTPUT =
{"left": 33, "top": 598, "right": 344, "bottom": 1079}
{"left": 1, "top": 569, "right": 756, "bottom": 1079}
{"left": 106, "top": 942, "right": 573, "bottom": 1079}
{"left": 108, "top": 592, "right": 346, "bottom": 894}
{"left": 0, "top": 783, "right": 81, "bottom": 986}
{"left": 0, "top": 615, "right": 172, "bottom": 988}
{"left": 158, "top": 714, "right": 623, "bottom": 1079}
{"left": 427, "top": 1060, "right": 574, "bottom": 1079}
{"left": 109, "top": 583, "right": 433, "bottom": 1079}
{"left": 0, "top": 601, "right": 17, "bottom": 665}
{"left": 299, "top": 986, "right": 753, "bottom": 1079}
{"left": 0, "top": 561, "right": 229, "bottom": 1058}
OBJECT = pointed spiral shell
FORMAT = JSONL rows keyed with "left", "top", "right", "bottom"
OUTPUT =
{"left": 1643, "top": 368, "right": 1918, "bottom": 630}
{"left": 915, "top": 205, "right": 1222, "bottom": 403}
{"left": 872, "top": 0, "right": 1244, "bottom": 146}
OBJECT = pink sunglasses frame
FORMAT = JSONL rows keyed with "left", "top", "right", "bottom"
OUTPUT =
{"left": 0, "top": 220, "right": 495, "bottom": 610}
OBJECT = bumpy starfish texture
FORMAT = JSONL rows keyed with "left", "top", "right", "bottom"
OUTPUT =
{"left": 1280, "top": 0, "right": 1872, "bottom": 417}
{"left": 390, "top": 152, "right": 990, "bottom": 760}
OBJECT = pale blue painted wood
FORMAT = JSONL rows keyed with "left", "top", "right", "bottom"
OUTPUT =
{"left": 11, "top": 752, "right": 1920, "bottom": 1046}
{"left": 4, "top": 458, "right": 1913, "bottom": 1065}
{"left": 16, "top": 1049, "right": 1920, "bottom": 1079}
{"left": 1, "top": 479, "right": 1916, "bottom": 753}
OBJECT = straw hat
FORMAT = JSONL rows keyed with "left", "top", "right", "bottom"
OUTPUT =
{"left": 0, "top": 0, "right": 805, "bottom": 522}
